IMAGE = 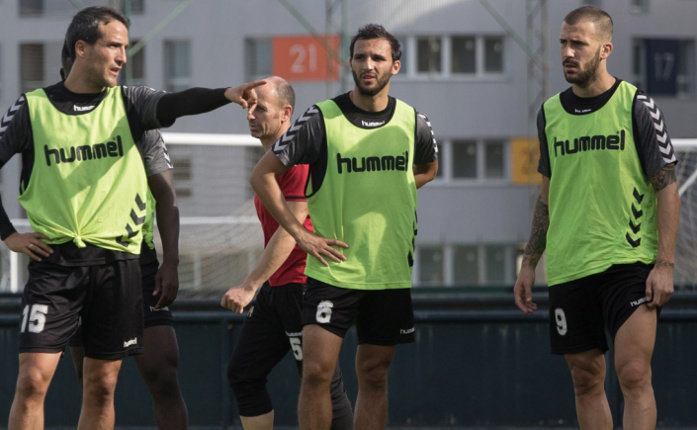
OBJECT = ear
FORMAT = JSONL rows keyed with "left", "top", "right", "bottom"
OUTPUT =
{"left": 281, "top": 105, "right": 293, "bottom": 123}
{"left": 391, "top": 59, "right": 401, "bottom": 76}
{"left": 600, "top": 41, "right": 613, "bottom": 59}
{"left": 74, "top": 40, "right": 88, "bottom": 58}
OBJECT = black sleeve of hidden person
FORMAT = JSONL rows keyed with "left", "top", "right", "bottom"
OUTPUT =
{"left": 0, "top": 200, "right": 17, "bottom": 240}
{"left": 156, "top": 88, "right": 230, "bottom": 127}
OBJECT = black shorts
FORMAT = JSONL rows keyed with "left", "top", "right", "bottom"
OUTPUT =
{"left": 20, "top": 244, "right": 143, "bottom": 360}
{"left": 548, "top": 262, "right": 653, "bottom": 355}
{"left": 230, "top": 282, "right": 304, "bottom": 368}
{"left": 140, "top": 245, "right": 174, "bottom": 328}
{"left": 301, "top": 277, "right": 415, "bottom": 345}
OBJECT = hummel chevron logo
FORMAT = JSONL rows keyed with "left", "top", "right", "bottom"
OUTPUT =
{"left": 629, "top": 220, "right": 641, "bottom": 234}
{"left": 633, "top": 188, "right": 644, "bottom": 203}
{"left": 135, "top": 194, "right": 146, "bottom": 211}
{"left": 638, "top": 94, "right": 676, "bottom": 163}
{"left": 625, "top": 233, "right": 641, "bottom": 248}
{"left": 276, "top": 106, "right": 318, "bottom": 150}
{"left": 130, "top": 209, "right": 145, "bottom": 225}
{"left": 0, "top": 96, "right": 25, "bottom": 135}
{"left": 631, "top": 204, "right": 643, "bottom": 219}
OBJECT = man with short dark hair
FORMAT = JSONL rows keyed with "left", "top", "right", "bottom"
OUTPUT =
{"left": 514, "top": 6, "right": 679, "bottom": 429}
{"left": 251, "top": 24, "right": 438, "bottom": 430}
{"left": 2, "top": 6, "right": 261, "bottom": 429}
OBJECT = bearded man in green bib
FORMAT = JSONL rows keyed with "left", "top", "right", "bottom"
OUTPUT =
{"left": 251, "top": 24, "right": 438, "bottom": 430}
{"left": 514, "top": 6, "right": 680, "bottom": 429}
{"left": 0, "top": 6, "right": 263, "bottom": 430}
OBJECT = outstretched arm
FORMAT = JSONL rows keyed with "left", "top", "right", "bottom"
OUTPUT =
{"left": 155, "top": 80, "right": 266, "bottom": 126}
{"left": 514, "top": 176, "right": 550, "bottom": 313}
{"left": 645, "top": 165, "right": 679, "bottom": 308}
{"left": 148, "top": 170, "right": 180, "bottom": 309}
{"left": 221, "top": 200, "right": 307, "bottom": 314}
{"left": 250, "top": 151, "right": 348, "bottom": 267}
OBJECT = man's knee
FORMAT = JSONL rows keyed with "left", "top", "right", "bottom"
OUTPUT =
{"left": 356, "top": 349, "right": 393, "bottom": 383}
{"left": 15, "top": 367, "right": 53, "bottom": 401}
{"left": 566, "top": 357, "right": 606, "bottom": 396}
{"left": 616, "top": 359, "right": 652, "bottom": 393}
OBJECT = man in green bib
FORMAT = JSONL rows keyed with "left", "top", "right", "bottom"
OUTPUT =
{"left": 514, "top": 6, "right": 680, "bottom": 429}
{"left": 0, "top": 6, "right": 262, "bottom": 430}
{"left": 251, "top": 24, "right": 438, "bottom": 430}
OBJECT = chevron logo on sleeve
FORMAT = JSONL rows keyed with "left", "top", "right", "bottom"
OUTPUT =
{"left": 274, "top": 106, "right": 318, "bottom": 152}
{"left": 637, "top": 94, "right": 676, "bottom": 164}
{"left": 0, "top": 96, "right": 26, "bottom": 135}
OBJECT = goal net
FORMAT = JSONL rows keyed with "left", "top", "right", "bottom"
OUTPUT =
{"left": 673, "top": 139, "right": 697, "bottom": 289}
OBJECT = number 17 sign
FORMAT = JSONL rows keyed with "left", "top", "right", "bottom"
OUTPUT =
{"left": 272, "top": 35, "right": 340, "bottom": 81}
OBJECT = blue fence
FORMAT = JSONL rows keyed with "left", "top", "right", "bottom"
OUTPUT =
{"left": 1, "top": 290, "right": 696, "bottom": 429}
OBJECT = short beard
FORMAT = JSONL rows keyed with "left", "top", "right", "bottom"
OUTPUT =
{"left": 564, "top": 49, "right": 602, "bottom": 87}
{"left": 351, "top": 69, "right": 391, "bottom": 96}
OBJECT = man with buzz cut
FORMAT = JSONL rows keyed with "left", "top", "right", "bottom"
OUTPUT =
{"left": 1, "top": 5, "right": 262, "bottom": 429}
{"left": 222, "top": 75, "right": 353, "bottom": 430}
{"left": 514, "top": 5, "right": 680, "bottom": 429}
{"left": 251, "top": 24, "right": 438, "bottom": 430}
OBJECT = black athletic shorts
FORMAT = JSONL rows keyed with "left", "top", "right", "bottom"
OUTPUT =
{"left": 301, "top": 277, "right": 415, "bottom": 345}
{"left": 548, "top": 262, "right": 653, "bottom": 355}
{"left": 140, "top": 245, "right": 174, "bottom": 328}
{"left": 20, "top": 243, "right": 143, "bottom": 360}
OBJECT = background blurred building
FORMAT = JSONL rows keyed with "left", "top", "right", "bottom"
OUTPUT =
{"left": 0, "top": 0, "right": 696, "bottom": 292}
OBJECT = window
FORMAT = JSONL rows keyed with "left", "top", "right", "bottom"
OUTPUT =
{"left": 632, "top": 38, "right": 695, "bottom": 97}
{"left": 417, "top": 36, "right": 441, "bottom": 74}
{"left": 417, "top": 246, "right": 444, "bottom": 285}
{"left": 19, "top": 0, "right": 43, "bottom": 16}
{"left": 446, "top": 139, "right": 507, "bottom": 181}
{"left": 416, "top": 243, "right": 518, "bottom": 287}
{"left": 484, "top": 245, "right": 507, "bottom": 284}
{"left": 20, "top": 43, "right": 43, "bottom": 94}
{"left": 171, "top": 155, "right": 192, "bottom": 198}
{"left": 20, "top": 0, "right": 143, "bottom": 16}
{"left": 245, "top": 38, "right": 272, "bottom": 80}
{"left": 406, "top": 34, "right": 504, "bottom": 78}
{"left": 451, "top": 36, "right": 475, "bottom": 74}
{"left": 120, "top": 0, "right": 144, "bottom": 14}
{"left": 164, "top": 40, "right": 191, "bottom": 92}
{"left": 484, "top": 37, "right": 504, "bottom": 73}
{"left": 453, "top": 245, "right": 478, "bottom": 285}
{"left": 630, "top": 0, "right": 648, "bottom": 13}
{"left": 452, "top": 140, "right": 477, "bottom": 178}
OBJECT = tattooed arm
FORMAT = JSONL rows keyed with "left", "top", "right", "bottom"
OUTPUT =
{"left": 514, "top": 176, "right": 550, "bottom": 313}
{"left": 645, "top": 164, "right": 679, "bottom": 308}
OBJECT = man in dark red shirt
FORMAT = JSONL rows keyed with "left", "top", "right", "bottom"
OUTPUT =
{"left": 221, "top": 76, "right": 352, "bottom": 430}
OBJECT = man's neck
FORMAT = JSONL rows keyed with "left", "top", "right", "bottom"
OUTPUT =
{"left": 261, "top": 123, "right": 291, "bottom": 152}
{"left": 349, "top": 88, "right": 390, "bottom": 112}
{"left": 63, "top": 72, "right": 106, "bottom": 95}
{"left": 571, "top": 71, "right": 616, "bottom": 98}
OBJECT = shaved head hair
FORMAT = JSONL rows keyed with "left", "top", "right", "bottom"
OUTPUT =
{"left": 266, "top": 76, "right": 295, "bottom": 111}
{"left": 563, "top": 6, "right": 613, "bottom": 41}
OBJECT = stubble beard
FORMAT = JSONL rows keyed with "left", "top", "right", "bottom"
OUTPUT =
{"left": 564, "top": 49, "right": 602, "bottom": 87}
{"left": 352, "top": 69, "right": 391, "bottom": 97}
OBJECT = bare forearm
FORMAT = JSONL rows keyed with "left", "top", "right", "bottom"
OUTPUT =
{"left": 651, "top": 165, "right": 679, "bottom": 266}
{"left": 244, "top": 229, "right": 297, "bottom": 288}
{"left": 523, "top": 183, "right": 550, "bottom": 269}
{"left": 655, "top": 182, "right": 680, "bottom": 267}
